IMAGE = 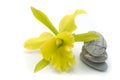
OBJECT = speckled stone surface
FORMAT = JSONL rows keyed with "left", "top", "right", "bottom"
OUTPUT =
{"left": 80, "top": 52, "right": 108, "bottom": 71}
{"left": 84, "top": 31, "right": 107, "bottom": 56}
{"left": 82, "top": 47, "right": 107, "bottom": 63}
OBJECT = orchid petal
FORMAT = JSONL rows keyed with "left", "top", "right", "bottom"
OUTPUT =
{"left": 59, "top": 10, "right": 86, "bottom": 33}
{"left": 24, "top": 32, "right": 54, "bottom": 50}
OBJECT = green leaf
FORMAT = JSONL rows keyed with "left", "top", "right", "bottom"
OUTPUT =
{"left": 74, "top": 32, "right": 100, "bottom": 42}
{"left": 34, "top": 58, "right": 49, "bottom": 73}
{"left": 31, "top": 7, "right": 58, "bottom": 35}
{"left": 59, "top": 10, "right": 86, "bottom": 33}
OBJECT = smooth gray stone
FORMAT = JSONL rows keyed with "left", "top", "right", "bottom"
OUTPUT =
{"left": 84, "top": 31, "right": 107, "bottom": 56}
{"left": 82, "top": 47, "right": 107, "bottom": 63}
{"left": 80, "top": 52, "right": 108, "bottom": 71}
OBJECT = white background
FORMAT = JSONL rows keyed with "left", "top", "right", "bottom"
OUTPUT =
{"left": 0, "top": 0, "right": 120, "bottom": 80}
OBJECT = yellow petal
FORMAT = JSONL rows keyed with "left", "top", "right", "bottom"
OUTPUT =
{"left": 24, "top": 32, "right": 54, "bottom": 50}
{"left": 74, "top": 32, "right": 100, "bottom": 42}
{"left": 59, "top": 10, "right": 86, "bottom": 33}
{"left": 38, "top": 32, "right": 54, "bottom": 43}
{"left": 40, "top": 37, "right": 57, "bottom": 60}
{"left": 31, "top": 7, "right": 58, "bottom": 35}
{"left": 34, "top": 58, "right": 49, "bottom": 73}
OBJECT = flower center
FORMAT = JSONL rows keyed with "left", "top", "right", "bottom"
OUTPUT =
{"left": 56, "top": 38, "right": 63, "bottom": 47}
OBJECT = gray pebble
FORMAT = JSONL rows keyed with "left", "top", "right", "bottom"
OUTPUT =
{"left": 80, "top": 52, "right": 108, "bottom": 71}
{"left": 82, "top": 47, "right": 107, "bottom": 63}
{"left": 84, "top": 31, "right": 107, "bottom": 56}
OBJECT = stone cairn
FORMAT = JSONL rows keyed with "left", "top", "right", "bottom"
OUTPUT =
{"left": 80, "top": 31, "right": 108, "bottom": 71}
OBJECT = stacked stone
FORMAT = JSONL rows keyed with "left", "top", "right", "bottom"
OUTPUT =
{"left": 80, "top": 31, "right": 108, "bottom": 71}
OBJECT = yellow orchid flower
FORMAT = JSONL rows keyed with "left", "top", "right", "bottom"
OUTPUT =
{"left": 24, "top": 7, "right": 99, "bottom": 72}
{"left": 40, "top": 32, "right": 75, "bottom": 71}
